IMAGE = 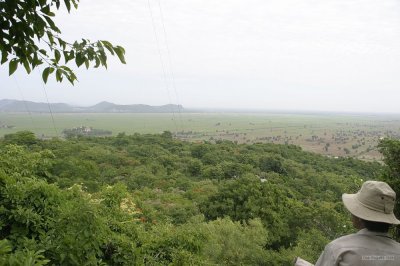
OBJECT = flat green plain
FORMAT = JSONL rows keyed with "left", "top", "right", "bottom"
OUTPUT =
{"left": 1, "top": 112, "right": 400, "bottom": 161}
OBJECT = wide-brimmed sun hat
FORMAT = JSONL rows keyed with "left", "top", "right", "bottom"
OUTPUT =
{"left": 342, "top": 181, "right": 400, "bottom": 225}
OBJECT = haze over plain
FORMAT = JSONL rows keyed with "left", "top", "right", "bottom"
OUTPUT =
{"left": 1, "top": 0, "right": 400, "bottom": 113}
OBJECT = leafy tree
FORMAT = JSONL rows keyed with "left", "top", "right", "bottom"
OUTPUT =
{"left": 259, "top": 154, "right": 287, "bottom": 175}
{"left": 138, "top": 221, "right": 208, "bottom": 265}
{"left": 291, "top": 229, "right": 329, "bottom": 263}
{"left": 0, "top": 240, "right": 50, "bottom": 266}
{"left": 186, "top": 158, "right": 203, "bottom": 177}
{"left": 0, "top": 166, "right": 142, "bottom": 264}
{"left": 0, "top": 0, "right": 126, "bottom": 84}
{"left": 3, "top": 131, "right": 38, "bottom": 146}
{"left": 378, "top": 138, "right": 400, "bottom": 240}
{"left": 379, "top": 139, "right": 400, "bottom": 180}
{"left": 203, "top": 218, "right": 268, "bottom": 265}
{"left": 200, "top": 174, "right": 294, "bottom": 245}
{"left": 0, "top": 144, "right": 54, "bottom": 180}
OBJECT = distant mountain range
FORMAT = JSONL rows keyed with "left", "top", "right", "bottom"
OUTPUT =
{"left": 0, "top": 99, "right": 184, "bottom": 113}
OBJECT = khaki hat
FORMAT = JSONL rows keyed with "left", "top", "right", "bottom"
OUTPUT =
{"left": 342, "top": 181, "right": 400, "bottom": 225}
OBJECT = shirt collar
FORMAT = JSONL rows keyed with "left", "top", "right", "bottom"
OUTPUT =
{"left": 357, "top": 228, "right": 389, "bottom": 237}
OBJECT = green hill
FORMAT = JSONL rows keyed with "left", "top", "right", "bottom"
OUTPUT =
{"left": 0, "top": 99, "right": 183, "bottom": 113}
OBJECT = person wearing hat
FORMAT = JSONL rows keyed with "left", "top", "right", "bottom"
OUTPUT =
{"left": 315, "top": 181, "right": 400, "bottom": 265}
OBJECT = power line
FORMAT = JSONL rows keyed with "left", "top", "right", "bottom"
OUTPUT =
{"left": 39, "top": 71, "right": 59, "bottom": 137}
{"left": 13, "top": 76, "right": 35, "bottom": 129}
{"left": 146, "top": 0, "right": 178, "bottom": 133}
{"left": 156, "top": 0, "right": 184, "bottom": 131}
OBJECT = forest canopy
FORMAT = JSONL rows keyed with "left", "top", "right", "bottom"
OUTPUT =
{"left": 1, "top": 131, "right": 395, "bottom": 265}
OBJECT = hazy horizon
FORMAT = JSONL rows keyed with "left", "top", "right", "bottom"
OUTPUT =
{"left": 2, "top": 0, "right": 400, "bottom": 113}
{"left": 3, "top": 98, "right": 400, "bottom": 116}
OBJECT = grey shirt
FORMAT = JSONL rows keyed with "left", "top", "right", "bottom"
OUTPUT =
{"left": 315, "top": 229, "right": 400, "bottom": 266}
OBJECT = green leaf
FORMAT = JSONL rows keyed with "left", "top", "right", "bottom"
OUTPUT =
{"left": 42, "top": 67, "right": 51, "bottom": 83}
{"left": 94, "top": 57, "right": 100, "bottom": 68}
{"left": 72, "top": 0, "right": 78, "bottom": 9}
{"left": 44, "top": 16, "right": 60, "bottom": 33}
{"left": 116, "top": 45, "right": 125, "bottom": 54}
{"left": 58, "top": 38, "right": 67, "bottom": 50}
{"left": 66, "top": 71, "right": 77, "bottom": 85}
{"left": 23, "top": 60, "right": 31, "bottom": 74}
{"left": 101, "top": 40, "right": 114, "bottom": 55}
{"left": 47, "top": 31, "right": 55, "bottom": 45}
{"left": 1, "top": 51, "right": 8, "bottom": 65}
{"left": 9, "top": 59, "right": 18, "bottom": 75}
{"left": 32, "top": 54, "right": 42, "bottom": 69}
{"left": 63, "top": 50, "right": 75, "bottom": 63}
{"left": 98, "top": 51, "right": 107, "bottom": 68}
{"left": 101, "top": 40, "right": 113, "bottom": 47}
{"left": 69, "top": 50, "right": 75, "bottom": 61}
{"left": 41, "top": 5, "right": 50, "bottom": 14}
{"left": 64, "top": 0, "right": 71, "bottom": 12}
{"left": 75, "top": 53, "right": 85, "bottom": 67}
{"left": 56, "top": 69, "right": 63, "bottom": 82}
{"left": 113, "top": 46, "right": 126, "bottom": 64}
{"left": 63, "top": 51, "right": 69, "bottom": 63}
{"left": 55, "top": 50, "right": 61, "bottom": 63}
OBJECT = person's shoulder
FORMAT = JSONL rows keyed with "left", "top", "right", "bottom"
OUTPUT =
{"left": 325, "top": 231, "right": 400, "bottom": 253}
{"left": 315, "top": 234, "right": 359, "bottom": 265}
{"left": 325, "top": 233, "right": 359, "bottom": 250}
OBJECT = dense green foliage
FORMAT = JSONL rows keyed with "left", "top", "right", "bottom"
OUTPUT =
{"left": 0, "top": 0, "right": 125, "bottom": 84}
{"left": 379, "top": 138, "right": 400, "bottom": 240}
{"left": 0, "top": 131, "right": 388, "bottom": 265}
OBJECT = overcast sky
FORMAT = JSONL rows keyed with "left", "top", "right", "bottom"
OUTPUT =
{"left": 1, "top": 0, "right": 400, "bottom": 113}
